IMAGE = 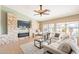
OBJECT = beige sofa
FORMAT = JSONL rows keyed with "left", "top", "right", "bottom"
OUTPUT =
{"left": 43, "top": 43, "right": 67, "bottom": 54}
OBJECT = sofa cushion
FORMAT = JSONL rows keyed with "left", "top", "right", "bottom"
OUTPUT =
{"left": 57, "top": 43, "right": 72, "bottom": 54}
{"left": 54, "top": 33, "right": 60, "bottom": 38}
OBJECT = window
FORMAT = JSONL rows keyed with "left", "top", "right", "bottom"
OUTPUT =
{"left": 43, "top": 24, "right": 54, "bottom": 33}
{"left": 56, "top": 23, "right": 66, "bottom": 32}
{"left": 43, "top": 24, "right": 49, "bottom": 33}
{"left": 42, "top": 21, "right": 79, "bottom": 38}
{"left": 66, "top": 22, "right": 79, "bottom": 37}
{"left": 48, "top": 24, "right": 54, "bottom": 33}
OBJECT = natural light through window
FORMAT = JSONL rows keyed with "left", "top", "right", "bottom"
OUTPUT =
{"left": 43, "top": 21, "right": 79, "bottom": 38}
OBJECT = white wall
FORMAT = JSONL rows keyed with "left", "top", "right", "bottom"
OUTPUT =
{"left": 1, "top": 10, "right": 7, "bottom": 34}
{"left": 29, "top": 20, "right": 39, "bottom": 37}
{"left": 0, "top": 5, "right": 1, "bottom": 34}
{"left": 0, "top": 6, "right": 7, "bottom": 34}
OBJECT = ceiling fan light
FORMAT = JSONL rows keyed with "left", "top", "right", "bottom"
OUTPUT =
{"left": 34, "top": 5, "right": 50, "bottom": 16}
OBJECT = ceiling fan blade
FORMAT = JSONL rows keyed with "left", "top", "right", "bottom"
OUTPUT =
{"left": 34, "top": 14, "right": 40, "bottom": 16}
{"left": 34, "top": 13, "right": 43, "bottom": 16}
{"left": 34, "top": 10, "right": 41, "bottom": 14}
{"left": 46, "top": 9, "right": 50, "bottom": 12}
{"left": 40, "top": 5, "right": 42, "bottom": 10}
{"left": 43, "top": 13, "right": 49, "bottom": 15}
{"left": 43, "top": 9, "right": 50, "bottom": 13}
{"left": 34, "top": 10, "right": 39, "bottom": 13}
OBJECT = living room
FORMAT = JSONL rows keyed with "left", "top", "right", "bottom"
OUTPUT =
{"left": 0, "top": 5, "right": 79, "bottom": 54}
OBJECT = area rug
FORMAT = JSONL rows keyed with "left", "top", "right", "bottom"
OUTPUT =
{"left": 20, "top": 42, "right": 44, "bottom": 54}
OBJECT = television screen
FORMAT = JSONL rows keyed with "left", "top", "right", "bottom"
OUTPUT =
{"left": 18, "top": 20, "right": 31, "bottom": 28}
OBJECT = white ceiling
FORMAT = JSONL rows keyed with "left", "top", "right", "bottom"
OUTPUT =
{"left": 5, "top": 5, "right": 79, "bottom": 21}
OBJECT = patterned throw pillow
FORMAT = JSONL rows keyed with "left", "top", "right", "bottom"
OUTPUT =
{"left": 57, "top": 43, "right": 72, "bottom": 54}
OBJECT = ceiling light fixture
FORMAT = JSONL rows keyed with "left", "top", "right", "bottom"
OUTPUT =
{"left": 34, "top": 5, "right": 50, "bottom": 16}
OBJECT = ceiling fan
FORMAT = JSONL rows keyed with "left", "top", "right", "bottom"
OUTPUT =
{"left": 34, "top": 5, "right": 50, "bottom": 16}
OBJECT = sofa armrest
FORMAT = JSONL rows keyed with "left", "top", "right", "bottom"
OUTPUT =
{"left": 43, "top": 44, "right": 67, "bottom": 54}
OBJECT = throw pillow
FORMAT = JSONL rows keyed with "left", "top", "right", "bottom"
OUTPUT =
{"left": 57, "top": 43, "right": 72, "bottom": 54}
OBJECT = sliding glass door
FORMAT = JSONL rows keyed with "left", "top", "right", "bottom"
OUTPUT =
{"left": 42, "top": 21, "right": 79, "bottom": 38}
{"left": 43, "top": 24, "right": 54, "bottom": 33}
{"left": 56, "top": 23, "right": 66, "bottom": 32}
{"left": 66, "top": 22, "right": 79, "bottom": 37}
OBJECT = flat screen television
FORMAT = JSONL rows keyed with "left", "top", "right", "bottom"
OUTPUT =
{"left": 18, "top": 20, "right": 31, "bottom": 28}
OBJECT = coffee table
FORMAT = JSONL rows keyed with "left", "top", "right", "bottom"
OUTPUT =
{"left": 34, "top": 39, "right": 44, "bottom": 49}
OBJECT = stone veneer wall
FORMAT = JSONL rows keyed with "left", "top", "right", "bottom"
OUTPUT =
{"left": 0, "top": 6, "right": 31, "bottom": 46}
